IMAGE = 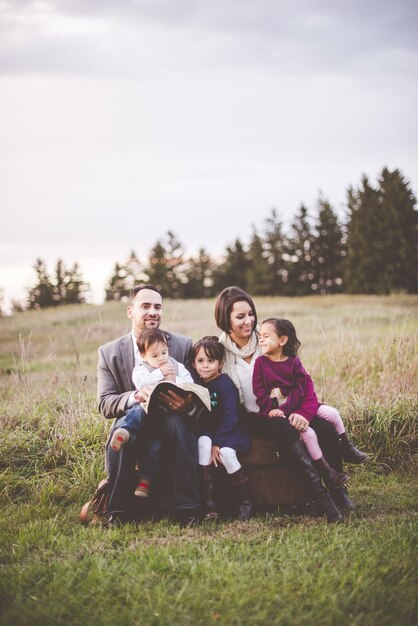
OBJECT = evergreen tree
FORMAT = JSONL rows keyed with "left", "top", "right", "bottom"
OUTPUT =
{"left": 377, "top": 168, "right": 418, "bottom": 293}
{"left": 182, "top": 248, "right": 214, "bottom": 298}
{"left": 27, "top": 259, "right": 56, "bottom": 309}
{"left": 144, "top": 239, "right": 170, "bottom": 295}
{"left": 262, "top": 209, "right": 287, "bottom": 295}
{"left": 165, "top": 231, "right": 186, "bottom": 298}
{"left": 311, "top": 197, "right": 345, "bottom": 294}
{"left": 63, "top": 262, "right": 89, "bottom": 304}
{"left": 212, "top": 239, "right": 249, "bottom": 293}
{"left": 344, "top": 176, "right": 381, "bottom": 293}
{"left": 246, "top": 227, "right": 272, "bottom": 296}
{"left": 344, "top": 168, "right": 417, "bottom": 294}
{"left": 285, "top": 204, "right": 315, "bottom": 295}
{"left": 105, "top": 251, "right": 144, "bottom": 302}
{"left": 53, "top": 258, "right": 67, "bottom": 304}
{"left": 105, "top": 262, "right": 129, "bottom": 301}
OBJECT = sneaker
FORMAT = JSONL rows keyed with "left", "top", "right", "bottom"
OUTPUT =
{"left": 110, "top": 428, "right": 130, "bottom": 452}
{"left": 135, "top": 479, "right": 151, "bottom": 498}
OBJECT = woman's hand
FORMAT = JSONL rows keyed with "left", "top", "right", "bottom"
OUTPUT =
{"left": 289, "top": 413, "right": 309, "bottom": 432}
{"left": 158, "top": 389, "right": 194, "bottom": 413}
{"left": 211, "top": 445, "right": 222, "bottom": 467}
{"left": 268, "top": 409, "right": 285, "bottom": 418}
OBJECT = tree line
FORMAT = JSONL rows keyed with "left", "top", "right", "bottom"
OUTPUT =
{"left": 5, "top": 166, "right": 417, "bottom": 313}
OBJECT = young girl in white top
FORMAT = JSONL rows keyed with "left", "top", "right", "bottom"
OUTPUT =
{"left": 110, "top": 328, "right": 193, "bottom": 497}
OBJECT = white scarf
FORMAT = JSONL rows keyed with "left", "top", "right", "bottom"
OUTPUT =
{"left": 219, "top": 330, "right": 261, "bottom": 404}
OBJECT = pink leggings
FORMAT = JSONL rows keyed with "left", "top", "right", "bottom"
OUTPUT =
{"left": 299, "top": 404, "right": 345, "bottom": 461}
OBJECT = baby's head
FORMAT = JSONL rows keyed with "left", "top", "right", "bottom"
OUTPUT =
{"left": 192, "top": 336, "right": 225, "bottom": 383}
{"left": 138, "top": 328, "right": 169, "bottom": 369}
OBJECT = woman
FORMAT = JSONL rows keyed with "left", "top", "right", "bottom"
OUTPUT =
{"left": 215, "top": 286, "right": 354, "bottom": 521}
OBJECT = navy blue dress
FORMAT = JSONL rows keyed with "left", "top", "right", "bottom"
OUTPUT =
{"left": 199, "top": 374, "right": 251, "bottom": 453}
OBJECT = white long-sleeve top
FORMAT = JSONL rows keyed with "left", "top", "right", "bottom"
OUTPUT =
{"left": 132, "top": 356, "right": 193, "bottom": 390}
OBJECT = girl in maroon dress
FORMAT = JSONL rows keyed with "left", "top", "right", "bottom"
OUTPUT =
{"left": 253, "top": 318, "right": 368, "bottom": 490}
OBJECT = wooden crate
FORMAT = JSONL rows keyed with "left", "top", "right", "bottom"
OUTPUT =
{"left": 240, "top": 439, "right": 309, "bottom": 507}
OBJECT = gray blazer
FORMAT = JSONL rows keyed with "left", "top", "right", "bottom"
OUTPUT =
{"left": 97, "top": 330, "right": 193, "bottom": 420}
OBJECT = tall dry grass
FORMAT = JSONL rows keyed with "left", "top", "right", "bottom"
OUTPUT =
{"left": 0, "top": 294, "right": 416, "bottom": 508}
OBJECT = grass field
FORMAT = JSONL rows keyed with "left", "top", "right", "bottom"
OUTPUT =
{"left": 0, "top": 295, "right": 417, "bottom": 626}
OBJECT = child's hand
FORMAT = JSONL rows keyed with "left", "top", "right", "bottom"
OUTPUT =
{"left": 163, "top": 372, "right": 176, "bottom": 382}
{"left": 211, "top": 446, "right": 222, "bottom": 467}
{"left": 159, "top": 361, "right": 176, "bottom": 377}
{"left": 135, "top": 385, "right": 153, "bottom": 402}
{"left": 289, "top": 413, "right": 309, "bottom": 432}
{"left": 268, "top": 409, "right": 285, "bottom": 418}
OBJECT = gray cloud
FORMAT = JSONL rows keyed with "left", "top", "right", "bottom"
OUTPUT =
{"left": 0, "top": 0, "right": 417, "bottom": 77}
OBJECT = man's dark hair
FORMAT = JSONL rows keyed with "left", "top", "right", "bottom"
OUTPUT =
{"left": 129, "top": 285, "right": 163, "bottom": 304}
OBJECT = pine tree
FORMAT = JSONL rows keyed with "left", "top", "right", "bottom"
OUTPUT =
{"left": 182, "top": 248, "right": 214, "bottom": 298}
{"left": 105, "top": 262, "right": 129, "bottom": 301}
{"left": 344, "top": 176, "right": 381, "bottom": 293}
{"left": 105, "top": 251, "right": 144, "bottom": 301}
{"left": 311, "top": 197, "right": 345, "bottom": 294}
{"left": 212, "top": 239, "right": 250, "bottom": 293}
{"left": 262, "top": 209, "right": 287, "bottom": 295}
{"left": 27, "top": 259, "right": 56, "bottom": 309}
{"left": 285, "top": 204, "right": 314, "bottom": 295}
{"left": 345, "top": 168, "right": 417, "bottom": 294}
{"left": 377, "top": 168, "right": 418, "bottom": 293}
{"left": 246, "top": 227, "right": 272, "bottom": 296}
{"left": 53, "top": 258, "right": 67, "bottom": 304}
{"left": 144, "top": 240, "right": 170, "bottom": 295}
{"left": 63, "top": 262, "right": 89, "bottom": 304}
{"left": 165, "top": 231, "right": 186, "bottom": 298}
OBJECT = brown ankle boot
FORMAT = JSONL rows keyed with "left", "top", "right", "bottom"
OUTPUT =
{"left": 200, "top": 466, "right": 219, "bottom": 521}
{"left": 229, "top": 468, "right": 253, "bottom": 521}
{"left": 339, "top": 432, "right": 369, "bottom": 464}
{"left": 313, "top": 456, "right": 349, "bottom": 490}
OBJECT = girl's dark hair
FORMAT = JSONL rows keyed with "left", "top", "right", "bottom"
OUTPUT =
{"left": 214, "top": 286, "right": 257, "bottom": 333}
{"left": 261, "top": 318, "right": 301, "bottom": 357}
{"left": 137, "top": 328, "right": 168, "bottom": 354}
{"left": 191, "top": 336, "right": 225, "bottom": 362}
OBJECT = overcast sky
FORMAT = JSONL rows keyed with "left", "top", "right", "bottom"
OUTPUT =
{"left": 1, "top": 0, "right": 417, "bottom": 309}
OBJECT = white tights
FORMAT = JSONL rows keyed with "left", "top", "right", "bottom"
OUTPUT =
{"left": 198, "top": 435, "right": 241, "bottom": 474}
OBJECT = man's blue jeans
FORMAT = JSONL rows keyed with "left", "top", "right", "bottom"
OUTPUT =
{"left": 115, "top": 404, "right": 160, "bottom": 482}
{"left": 105, "top": 405, "right": 200, "bottom": 517}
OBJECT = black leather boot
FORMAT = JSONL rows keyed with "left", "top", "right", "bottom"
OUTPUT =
{"left": 339, "top": 432, "right": 369, "bottom": 464}
{"left": 313, "top": 456, "right": 349, "bottom": 489}
{"left": 285, "top": 440, "right": 342, "bottom": 523}
{"left": 200, "top": 465, "right": 220, "bottom": 521}
{"left": 229, "top": 468, "right": 253, "bottom": 521}
{"left": 330, "top": 486, "right": 356, "bottom": 512}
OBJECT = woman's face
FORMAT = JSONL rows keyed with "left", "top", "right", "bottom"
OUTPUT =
{"left": 229, "top": 300, "right": 256, "bottom": 344}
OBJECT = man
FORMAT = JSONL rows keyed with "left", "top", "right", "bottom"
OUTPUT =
{"left": 97, "top": 285, "right": 201, "bottom": 527}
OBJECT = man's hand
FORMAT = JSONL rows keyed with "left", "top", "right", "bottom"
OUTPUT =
{"left": 289, "top": 413, "right": 309, "bottom": 432}
{"left": 134, "top": 385, "right": 153, "bottom": 403}
{"left": 158, "top": 389, "right": 194, "bottom": 413}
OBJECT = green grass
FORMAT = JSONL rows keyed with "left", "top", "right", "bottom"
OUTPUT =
{"left": 0, "top": 295, "right": 417, "bottom": 625}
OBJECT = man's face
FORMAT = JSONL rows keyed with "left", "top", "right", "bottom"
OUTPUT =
{"left": 127, "top": 289, "right": 163, "bottom": 337}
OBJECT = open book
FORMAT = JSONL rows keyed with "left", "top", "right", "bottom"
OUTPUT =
{"left": 143, "top": 380, "right": 211, "bottom": 420}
